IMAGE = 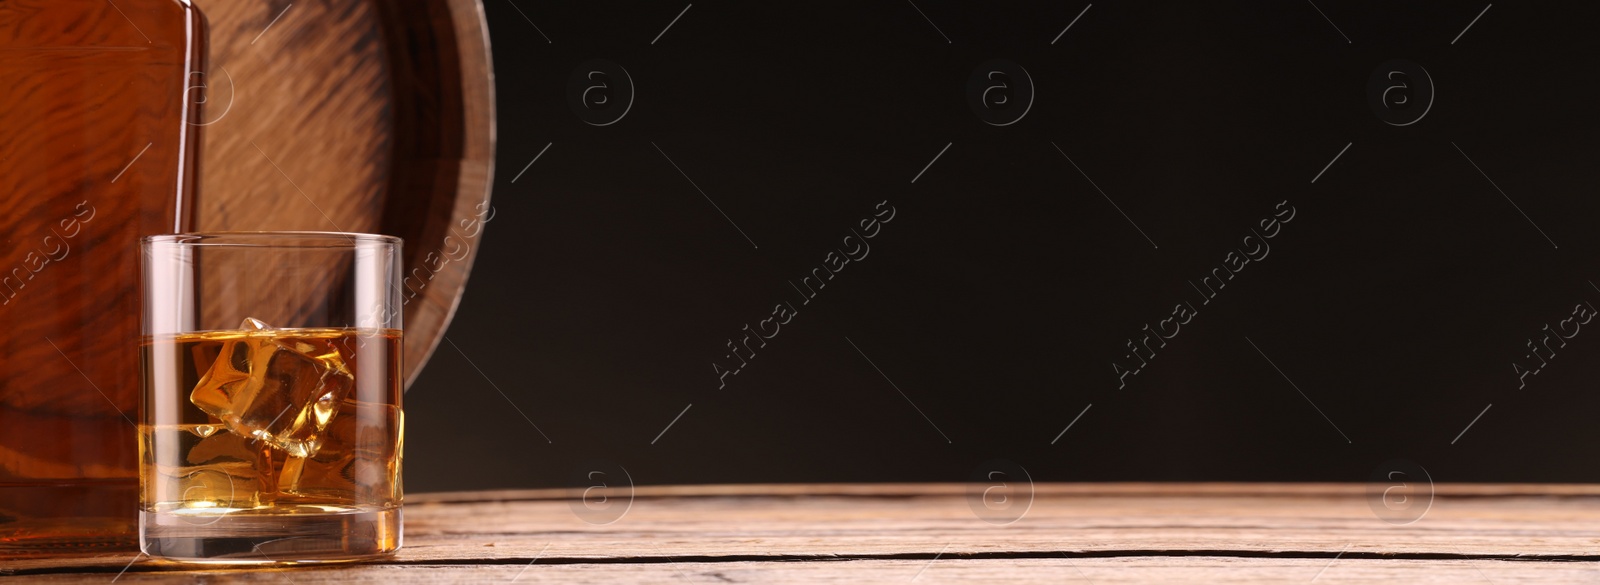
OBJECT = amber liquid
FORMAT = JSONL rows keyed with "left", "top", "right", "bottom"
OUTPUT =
{"left": 139, "top": 327, "right": 403, "bottom": 562}
{"left": 0, "top": 0, "right": 203, "bottom": 554}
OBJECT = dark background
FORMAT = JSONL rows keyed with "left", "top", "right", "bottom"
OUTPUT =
{"left": 407, "top": 0, "right": 1600, "bottom": 491}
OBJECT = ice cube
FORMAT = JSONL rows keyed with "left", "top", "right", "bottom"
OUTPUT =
{"left": 276, "top": 399, "right": 403, "bottom": 505}
{"left": 143, "top": 424, "right": 271, "bottom": 510}
{"left": 190, "top": 318, "right": 353, "bottom": 457}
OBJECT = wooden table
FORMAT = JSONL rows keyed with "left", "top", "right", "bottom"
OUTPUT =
{"left": 6, "top": 484, "right": 1600, "bottom": 583}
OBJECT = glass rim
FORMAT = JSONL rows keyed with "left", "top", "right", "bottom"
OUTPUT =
{"left": 141, "top": 231, "right": 402, "bottom": 248}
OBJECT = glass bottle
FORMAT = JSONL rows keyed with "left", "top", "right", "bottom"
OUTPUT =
{"left": 0, "top": 0, "right": 204, "bottom": 554}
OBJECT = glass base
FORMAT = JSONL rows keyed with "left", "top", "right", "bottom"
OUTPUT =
{"left": 140, "top": 506, "right": 401, "bottom": 563}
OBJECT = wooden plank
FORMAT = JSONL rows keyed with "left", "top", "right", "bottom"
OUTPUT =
{"left": 5, "top": 484, "right": 1599, "bottom": 581}
{"left": 6, "top": 558, "right": 1598, "bottom": 584}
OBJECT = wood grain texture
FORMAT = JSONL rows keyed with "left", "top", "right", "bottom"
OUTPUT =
{"left": 7, "top": 484, "right": 1600, "bottom": 582}
{"left": 194, "top": 0, "right": 494, "bottom": 385}
{"left": 6, "top": 559, "right": 1597, "bottom": 584}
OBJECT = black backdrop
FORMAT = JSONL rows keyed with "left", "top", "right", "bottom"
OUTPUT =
{"left": 407, "top": 0, "right": 1600, "bottom": 491}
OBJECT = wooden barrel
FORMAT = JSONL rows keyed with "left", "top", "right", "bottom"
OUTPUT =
{"left": 194, "top": 0, "right": 495, "bottom": 387}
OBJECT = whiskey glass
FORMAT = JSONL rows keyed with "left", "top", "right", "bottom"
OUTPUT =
{"left": 139, "top": 232, "right": 403, "bottom": 562}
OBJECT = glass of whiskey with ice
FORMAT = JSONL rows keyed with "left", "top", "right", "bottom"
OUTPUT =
{"left": 139, "top": 233, "right": 403, "bottom": 562}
